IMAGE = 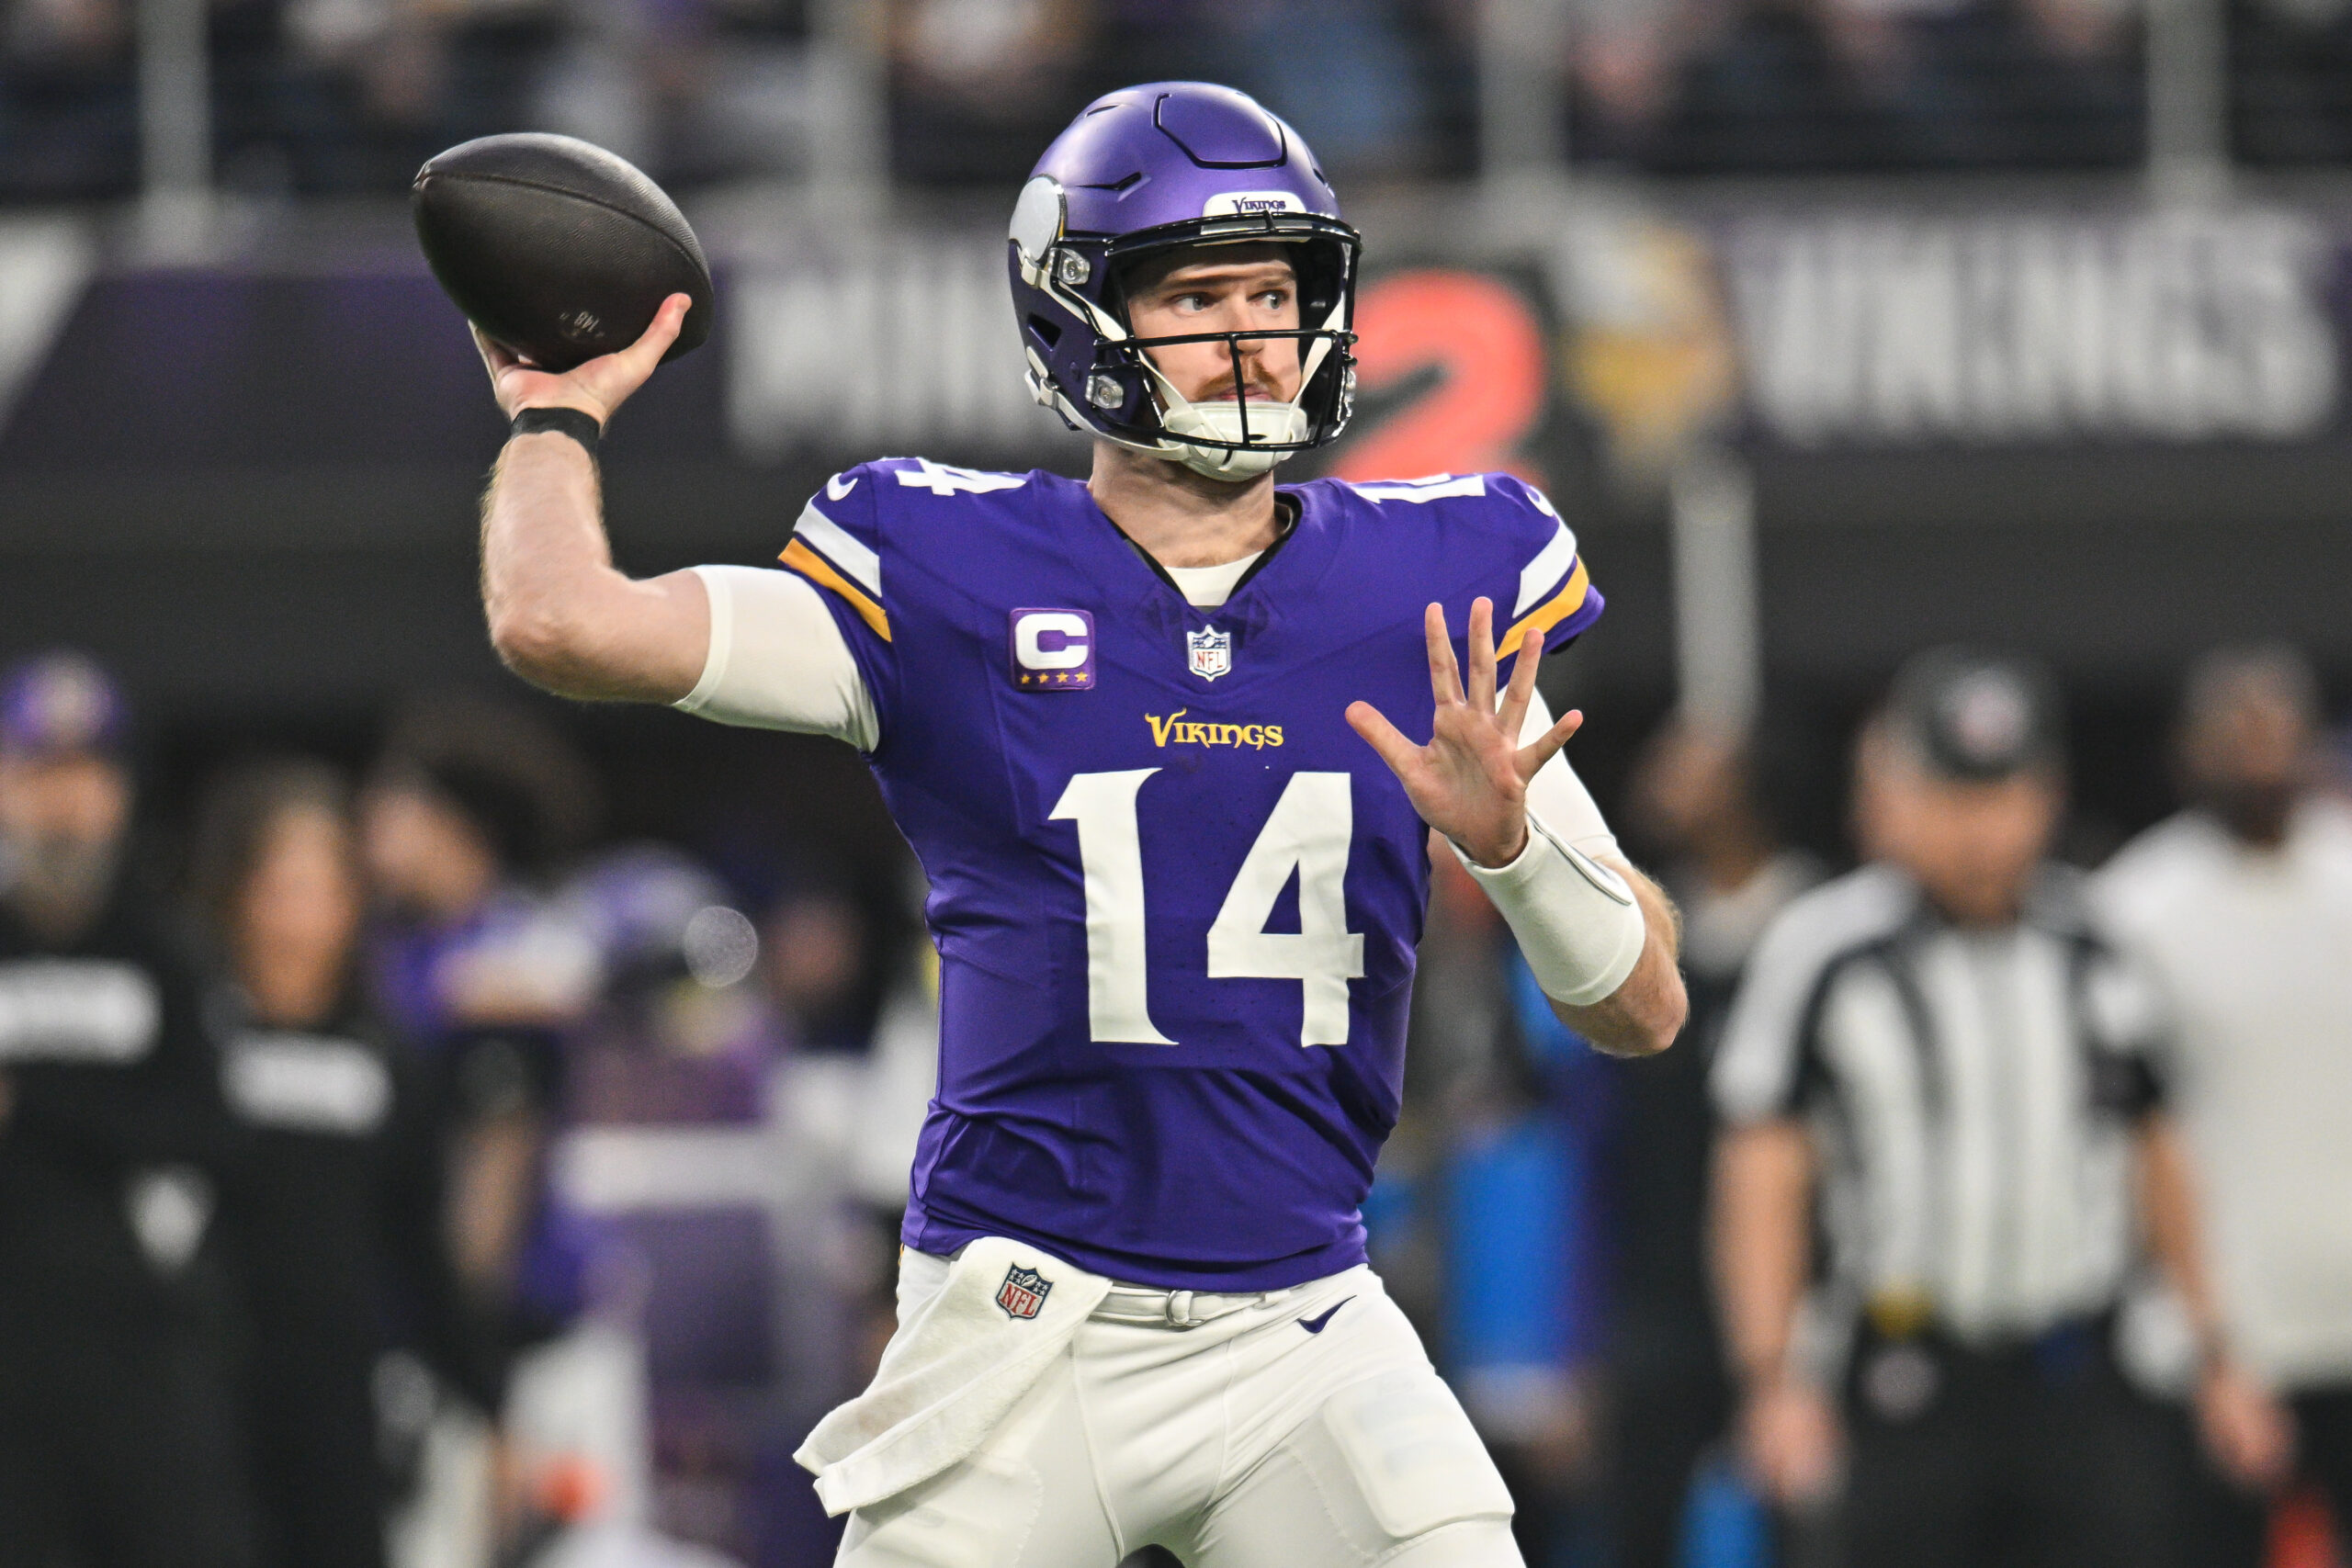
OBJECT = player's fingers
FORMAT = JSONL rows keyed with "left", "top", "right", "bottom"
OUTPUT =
{"left": 1515, "top": 706, "right": 1585, "bottom": 780}
{"left": 1498, "top": 626, "right": 1543, "bottom": 741}
{"left": 1423, "top": 603, "right": 1464, "bottom": 707}
{"left": 1466, "top": 597, "right": 1498, "bottom": 716}
{"left": 471, "top": 322, "right": 517, "bottom": 380}
{"left": 610, "top": 293, "right": 692, "bottom": 381}
{"left": 1347, "top": 700, "right": 1426, "bottom": 779}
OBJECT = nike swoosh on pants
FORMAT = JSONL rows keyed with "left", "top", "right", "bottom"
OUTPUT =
{"left": 1297, "top": 1297, "right": 1354, "bottom": 1335}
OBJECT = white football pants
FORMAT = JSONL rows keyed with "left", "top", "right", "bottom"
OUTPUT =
{"left": 834, "top": 1253, "right": 1524, "bottom": 1568}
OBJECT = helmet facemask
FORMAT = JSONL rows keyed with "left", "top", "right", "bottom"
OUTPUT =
{"left": 1012, "top": 184, "right": 1361, "bottom": 484}
{"left": 1124, "top": 323, "right": 1330, "bottom": 480}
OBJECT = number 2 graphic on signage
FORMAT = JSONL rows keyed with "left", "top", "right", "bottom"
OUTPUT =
{"left": 1049, "top": 770, "right": 1365, "bottom": 1048}
{"left": 1332, "top": 269, "right": 1548, "bottom": 486}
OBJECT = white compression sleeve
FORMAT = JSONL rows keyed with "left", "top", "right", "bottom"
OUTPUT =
{"left": 1450, "top": 690, "right": 1646, "bottom": 1008}
{"left": 1520, "top": 693, "right": 1618, "bottom": 860}
{"left": 673, "top": 565, "right": 880, "bottom": 751}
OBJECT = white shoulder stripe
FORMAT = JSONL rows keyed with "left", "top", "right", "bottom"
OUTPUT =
{"left": 1515, "top": 519, "right": 1580, "bottom": 616}
{"left": 1712, "top": 864, "right": 1918, "bottom": 1124}
{"left": 1353, "top": 474, "right": 1487, "bottom": 502}
{"left": 793, "top": 502, "right": 881, "bottom": 598}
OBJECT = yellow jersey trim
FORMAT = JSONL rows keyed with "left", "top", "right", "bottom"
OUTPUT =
{"left": 1500, "top": 558, "right": 1589, "bottom": 654}
{"left": 780, "top": 538, "right": 892, "bottom": 643}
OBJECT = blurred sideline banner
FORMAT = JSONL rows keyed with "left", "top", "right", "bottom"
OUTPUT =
{"left": 6, "top": 191, "right": 2352, "bottom": 696}
{"left": 1727, "top": 209, "right": 2335, "bottom": 448}
{"left": 6, "top": 200, "right": 2351, "bottom": 481}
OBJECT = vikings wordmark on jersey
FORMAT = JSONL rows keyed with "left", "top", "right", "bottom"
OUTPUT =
{"left": 775, "top": 463, "right": 1600, "bottom": 1292}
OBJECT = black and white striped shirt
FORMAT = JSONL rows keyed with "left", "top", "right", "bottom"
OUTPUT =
{"left": 1713, "top": 863, "right": 2166, "bottom": 1347}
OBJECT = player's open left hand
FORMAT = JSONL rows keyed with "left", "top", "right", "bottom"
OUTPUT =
{"left": 474, "top": 291, "right": 693, "bottom": 427}
{"left": 1348, "top": 597, "right": 1583, "bottom": 869}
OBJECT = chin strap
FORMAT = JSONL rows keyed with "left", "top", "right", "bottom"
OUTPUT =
{"left": 1134, "top": 352, "right": 1309, "bottom": 481}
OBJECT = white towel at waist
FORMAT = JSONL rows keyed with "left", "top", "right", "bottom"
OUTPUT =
{"left": 793, "top": 1235, "right": 1113, "bottom": 1516}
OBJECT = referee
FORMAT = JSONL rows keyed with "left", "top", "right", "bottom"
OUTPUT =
{"left": 1708, "top": 649, "right": 2249, "bottom": 1568}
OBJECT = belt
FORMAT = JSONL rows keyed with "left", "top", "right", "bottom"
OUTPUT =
{"left": 1091, "top": 1283, "right": 1295, "bottom": 1330}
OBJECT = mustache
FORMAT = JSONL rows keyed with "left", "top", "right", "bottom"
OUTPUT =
{"left": 1197, "top": 367, "right": 1292, "bottom": 403}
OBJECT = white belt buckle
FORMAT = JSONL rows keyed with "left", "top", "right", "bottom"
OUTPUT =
{"left": 1166, "top": 1290, "right": 1198, "bottom": 1329}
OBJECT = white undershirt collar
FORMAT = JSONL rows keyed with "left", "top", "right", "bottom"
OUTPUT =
{"left": 1163, "top": 552, "right": 1265, "bottom": 609}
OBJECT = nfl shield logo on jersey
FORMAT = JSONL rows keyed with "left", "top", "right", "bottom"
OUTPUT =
{"left": 1186, "top": 626, "right": 1232, "bottom": 682}
{"left": 996, "top": 1264, "right": 1053, "bottom": 1320}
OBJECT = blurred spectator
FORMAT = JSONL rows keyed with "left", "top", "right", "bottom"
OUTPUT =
{"left": 191, "top": 756, "right": 493, "bottom": 1568}
{"left": 1569, "top": 0, "right": 1690, "bottom": 159}
{"left": 1803, "top": 0, "right": 2135, "bottom": 165}
{"left": 1, "top": 0, "right": 138, "bottom": 197}
{"left": 1600, "top": 716, "right": 1817, "bottom": 1568}
{"left": 887, "top": 0, "right": 1090, "bottom": 184}
{"left": 2096, "top": 645, "right": 2352, "bottom": 1562}
{"left": 565, "top": 843, "right": 768, "bottom": 1126}
{"left": 2231, "top": 0, "right": 2352, "bottom": 165}
{"left": 534, "top": 0, "right": 813, "bottom": 186}
{"left": 1709, "top": 648, "right": 2236, "bottom": 1568}
{"left": 359, "top": 694, "right": 605, "bottom": 1558}
{"left": 0, "top": 0, "right": 2206, "bottom": 200}
{"left": 762, "top": 880, "right": 874, "bottom": 1055}
{"left": 224, "top": 0, "right": 563, "bottom": 194}
{"left": 0, "top": 651, "right": 254, "bottom": 1568}
{"left": 1570, "top": 0, "right": 2142, "bottom": 170}
{"left": 1201, "top": 0, "right": 1435, "bottom": 179}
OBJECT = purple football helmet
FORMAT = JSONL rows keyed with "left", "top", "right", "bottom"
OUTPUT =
{"left": 1009, "top": 83, "right": 1361, "bottom": 480}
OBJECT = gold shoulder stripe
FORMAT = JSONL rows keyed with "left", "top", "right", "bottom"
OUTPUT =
{"left": 780, "top": 538, "right": 892, "bottom": 642}
{"left": 1500, "top": 558, "right": 1589, "bottom": 654}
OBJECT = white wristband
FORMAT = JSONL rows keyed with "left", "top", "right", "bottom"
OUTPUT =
{"left": 1453, "top": 815, "right": 1646, "bottom": 1008}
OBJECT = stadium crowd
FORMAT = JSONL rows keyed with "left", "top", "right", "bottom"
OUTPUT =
{"left": 0, "top": 628, "right": 2345, "bottom": 1568}
{"left": 14, "top": 0, "right": 2352, "bottom": 201}
{"left": 0, "top": 657, "right": 932, "bottom": 1566}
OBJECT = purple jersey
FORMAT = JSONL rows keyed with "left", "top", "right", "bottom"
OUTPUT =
{"left": 777, "top": 461, "right": 1603, "bottom": 1290}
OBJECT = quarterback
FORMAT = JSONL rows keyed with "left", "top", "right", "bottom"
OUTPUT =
{"left": 474, "top": 84, "right": 1684, "bottom": 1568}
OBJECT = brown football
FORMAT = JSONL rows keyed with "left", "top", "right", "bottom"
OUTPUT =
{"left": 413, "top": 133, "right": 713, "bottom": 374}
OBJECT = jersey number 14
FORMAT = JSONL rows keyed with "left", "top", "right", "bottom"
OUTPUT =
{"left": 1050, "top": 770, "right": 1366, "bottom": 1049}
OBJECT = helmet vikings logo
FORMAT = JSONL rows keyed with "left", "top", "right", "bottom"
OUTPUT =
{"left": 996, "top": 1264, "right": 1053, "bottom": 1320}
{"left": 1187, "top": 626, "right": 1232, "bottom": 682}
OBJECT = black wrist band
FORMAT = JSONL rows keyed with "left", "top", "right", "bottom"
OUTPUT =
{"left": 511, "top": 406, "right": 603, "bottom": 454}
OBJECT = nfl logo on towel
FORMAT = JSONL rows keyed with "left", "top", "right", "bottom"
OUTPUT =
{"left": 996, "top": 1264, "right": 1052, "bottom": 1320}
{"left": 1187, "top": 626, "right": 1232, "bottom": 682}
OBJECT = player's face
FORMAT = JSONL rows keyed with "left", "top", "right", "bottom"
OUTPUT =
{"left": 2181, "top": 671, "right": 2312, "bottom": 839}
{"left": 0, "top": 749, "right": 130, "bottom": 927}
{"left": 359, "top": 780, "right": 498, "bottom": 919}
{"left": 1858, "top": 739, "right": 2060, "bottom": 926}
{"left": 237, "top": 804, "right": 362, "bottom": 1014}
{"left": 0, "top": 750, "right": 130, "bottom": 852}
{"left": 1123, "top": 245, "right": 1305, "bottom": 408}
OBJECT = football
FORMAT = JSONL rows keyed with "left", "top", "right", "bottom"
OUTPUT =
{"left": 412, "top": 132, "right": 714, "bottom": 374}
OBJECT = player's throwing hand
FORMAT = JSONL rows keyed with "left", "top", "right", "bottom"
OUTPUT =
{"left": 474, "top": 290, "right": 693, "bottom": 426}
{"left": 1347, "top": 596, "right": 1585, "bottom": 869}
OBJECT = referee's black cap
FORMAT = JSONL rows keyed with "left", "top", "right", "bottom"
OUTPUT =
{"left": 1887, "top": 647, "right": 2064, "bottom": 782}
